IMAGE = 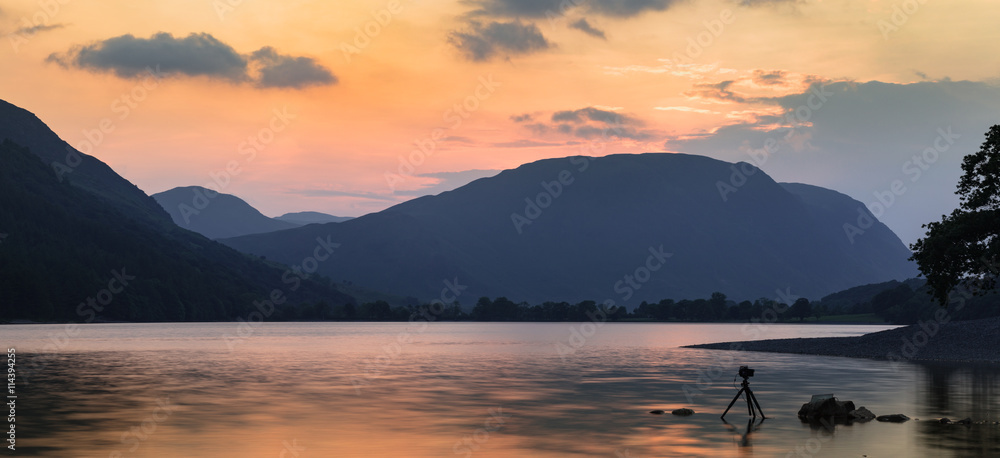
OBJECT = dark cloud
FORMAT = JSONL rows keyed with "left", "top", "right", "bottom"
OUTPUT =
{"left": 48, "top": 32, "right": 248, "bottom": 80}
{"left": 48, "top": 32, "right": 336, "bottom": 90}
{"left": 510, "top": 113, "right": 534, "bottom": 122}
{"left": 525, "top": 106, "right": 657, "bottom": 141}
{"left": 552, "top": 107, "right": 639, "bottom": 125}
{"left": 669, "top": 79, "right": 1000, "bottom": 245}
{"left": 14, "top": 23, "right": 66, "bottom": 35}
{"left": 449, "top": 20, "right": 551, "bottom": 61}
{"left": 752, "top": 69, "right": 786, "bottom": 86}
{"left": 684, "top": 80, "right": 748, "bottom": 103}
{"left": 569, "top": 18, "right": 606, "bottom": 39}
{"left": 466, "top": 0, "right": 685, "bottom": 19}
{"left": 250, "top": 47, "right": 336, "bottom": 89}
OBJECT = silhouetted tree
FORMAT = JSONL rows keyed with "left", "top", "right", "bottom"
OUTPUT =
{"left": 912, "top": 125, "right": 1000, "bottom": 304}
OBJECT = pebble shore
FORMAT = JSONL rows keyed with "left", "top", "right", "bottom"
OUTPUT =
{"left": 685, "top": 316, "right": 1000, "bottom": 364}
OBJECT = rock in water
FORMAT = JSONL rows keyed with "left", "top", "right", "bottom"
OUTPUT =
{"left": 876, "top": 414, "right": 910, "bottom": 423}
{"left": 955, "top": 417, "right": 972, "bottom": 425}
{"left": 672, "top": 408, "right": 695, "bottom": 416}
{"left": 849, "top": 407, "right": 876, "bottom": 421}
{"left": 798, "top": 397, "right": 856, "bottom": 419}
{"left": 649, "top": 410, "right": 665, "bottom": 415}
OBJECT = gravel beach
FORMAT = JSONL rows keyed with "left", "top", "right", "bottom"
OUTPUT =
{"left": 685, "top": 316, "right": 1000, "bottom": 364}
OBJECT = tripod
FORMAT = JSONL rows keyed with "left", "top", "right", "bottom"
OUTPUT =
{"left": 721, "top": 376, "right": 765, "bottom": 419}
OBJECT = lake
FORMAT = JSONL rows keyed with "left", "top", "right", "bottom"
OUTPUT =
{"left": 4, "top": 322, "right": 1000, "bottom": 457}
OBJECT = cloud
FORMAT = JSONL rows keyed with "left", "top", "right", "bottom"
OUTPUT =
{"left": 466, "top": 0, "right": 685, "bottom": 19}
{"left": 668, "top": 79, "right": 1000, "bottom": 245}
{"left": 250, "top": 47, "right": 337, "bottom": 88}
{"left": 551, "top": 107, "right": 637, "bottom": 125}
{"left": 289, "top": 189, "right": 397, "bottom": 201}
{"left": 394, "top": 169, "right": 501, "bottom": 196}
{"left": 523, "top": 106, "right": 658, "bottom": 141}
{"left": 655, "top": 106, "right": 719, "bottom": 114}
{"left": 14, "top": 23, "right": 66, "bottom": 35}
{"left": 569, "top": 18, "right": 606, "bottom": 39}
{"left": 48, "top": 32, "right": 336, "bottom": 89}
{"left": 752, "top": 69, "right": 787, "bottom": 86}
{"left": 510, "top": 113, "right": 534, "bottom": 122}
{"left": 684, "top": 80, "right": 749, "bottom": 103}
{"left": 449, "top": 20, "right": 551, "bottom": 61}
{"left": 491, "top": 139, "right": 562, "bottom": 147}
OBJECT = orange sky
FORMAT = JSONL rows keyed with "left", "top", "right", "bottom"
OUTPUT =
{"left": 3, "top": 0, "right": 999, "bottom": 242}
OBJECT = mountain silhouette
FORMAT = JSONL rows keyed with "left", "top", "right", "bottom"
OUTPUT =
{"left": 276, "top": 211, "right": 353, "bottom": 226}
{"left": 221, "top": 153, "right": 919, "bottom": 306}
{"left": 153, "top": 186, "right": 299, "bottom": 239}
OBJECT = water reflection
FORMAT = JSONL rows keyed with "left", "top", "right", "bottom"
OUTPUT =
{"left": 5, "top": 323, "right": 1000, "bottom": 457}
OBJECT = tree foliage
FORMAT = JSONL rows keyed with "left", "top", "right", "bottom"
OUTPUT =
{"left": 911, "top": 125, "right": 1000, "bottom": 305}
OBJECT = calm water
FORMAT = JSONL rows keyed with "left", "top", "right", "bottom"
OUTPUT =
{"left": 4, "top": 322, "right": 1000, "bottom": 457}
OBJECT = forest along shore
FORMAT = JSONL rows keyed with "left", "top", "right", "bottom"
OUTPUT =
{"left": 685, "top": 316, "right": 1000, "bottom": 364}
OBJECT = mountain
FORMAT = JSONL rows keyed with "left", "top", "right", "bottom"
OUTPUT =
{"left": 221, "top": 153, "right": 919, "bottom": 306}
{"left": 276, "top": 211, "right": 353, "bottom": 226}
{"left": 0, "top": 99, "right": 170, "bottom": 224}
{"left": 153, "top": 186, "right": 299, "bottom": 239}
{"left": 0, "top": 101, "right": 354, "bottom": 322}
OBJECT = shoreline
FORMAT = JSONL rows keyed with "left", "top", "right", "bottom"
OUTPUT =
{"left": 685, "top": 316, "right": 1000, "bottom": 364}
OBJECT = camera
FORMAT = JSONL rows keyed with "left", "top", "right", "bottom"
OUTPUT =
{"left": 738, "top": 366, "right": 755, "bottom": 378}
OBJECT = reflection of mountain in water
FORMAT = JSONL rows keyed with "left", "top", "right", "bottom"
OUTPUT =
{"left": 917, "top": 363, "right": 1000, "bottom": 455}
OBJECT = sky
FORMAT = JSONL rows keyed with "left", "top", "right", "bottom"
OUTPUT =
{"left": 2, "top": 0, "right": 999, "bottom": 244}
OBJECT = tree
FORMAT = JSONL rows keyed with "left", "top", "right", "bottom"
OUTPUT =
{"left": 911, "top": 125, "right": 1000, "bottom": 304}
{"left": 789, "top": 298, "right": 812, "bottom": 321}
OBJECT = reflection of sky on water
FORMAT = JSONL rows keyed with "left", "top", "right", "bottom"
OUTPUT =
{"left": 7, "top": 323, "right": 999, "bottom": 456}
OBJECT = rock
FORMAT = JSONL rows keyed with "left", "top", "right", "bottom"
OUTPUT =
{"left": 849, "top": 407, "right": 876, "bottom": 421}
{"left": 955, "top": 417, "right": 972, "bottom": 425}
{"left": 798, "top": 396, "right": 856, "bottom": 419}
{"left": 939, "top": 418, "right": 951, "bottom": 424}
{"left": 649, "top": 410, "right": 664, "bottom": 415}
{"left": 876, "top": 414, "right": 910, "bottom": 423}
{"left": 671, "top": 408, "right": 694, "bottom": 416}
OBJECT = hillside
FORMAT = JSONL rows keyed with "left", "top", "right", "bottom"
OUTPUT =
{"left": 221, "top": 153, "right": 919, "bottom": 306}
{"left": 153, "top": 186, "right": 299, "bottom": 239}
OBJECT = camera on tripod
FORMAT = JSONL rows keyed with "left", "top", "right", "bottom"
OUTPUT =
{"left": 738, "top": 366, "right": 754, "bottom": 379}
{"left": 722, "top": 366, "right": 765, "bottom": 419}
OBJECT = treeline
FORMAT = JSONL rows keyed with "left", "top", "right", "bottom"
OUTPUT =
{"left": 276, "top": 283, "right": 1000, "bottom": 325}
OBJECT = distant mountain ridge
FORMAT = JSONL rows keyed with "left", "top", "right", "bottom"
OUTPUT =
{"left": 0, "top": 100, "right": 354, "bottom": 322}
{"left": 153, "top": 186, "right": 299, "bottom": 239}
{"left": 277, "top": 211, "right": 353, "bottom": 225}
{"left": 153, "top": 188, "right": 355, "bottom": 239}
{"left": 221, "top": 153, "right": 919, "bottom": 305}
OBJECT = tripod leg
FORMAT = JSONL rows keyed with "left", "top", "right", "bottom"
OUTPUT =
{"left": 746, "top": 388, "right": 766, "bottom": 419}
{"left": 746, "top": 388, "right": 754, "bottom": 417}
{"left": 721, "top": 387, "right": 746, "bottom": 419}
